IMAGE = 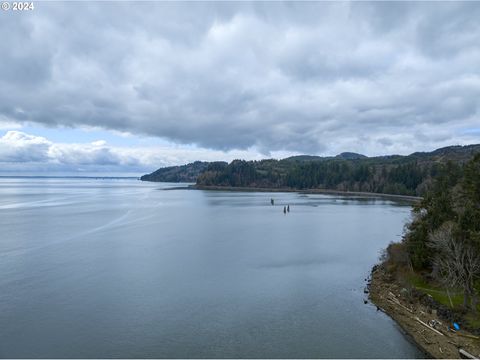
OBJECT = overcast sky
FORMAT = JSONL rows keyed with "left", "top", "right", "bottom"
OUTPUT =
{"left": 1, "top": 1, "right": 479, "bottom": 174}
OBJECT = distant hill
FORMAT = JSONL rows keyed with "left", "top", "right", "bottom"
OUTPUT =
{"left": 409, "top": 144, "right": 480, "bottom": 162}
{"left": 284, "top": 152, "right": 367, "bottom": 162}
{"left": 335, "top": 152, "right": 367, "bottom": 160}
{"left": 140, "top": 161, "right": 225, "bottom": 182}
{"left": 283, "top": 155, "right": 324, "bottom": 162}
{"left": 141, "top": 144, "right": 480, "bottom": 196}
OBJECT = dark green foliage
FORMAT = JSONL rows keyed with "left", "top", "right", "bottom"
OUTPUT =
{"left": 142, "top": 145, "right": 480, "bottom": 197}
{"left": 401, "top": 155, "right": 480, "bottom": 311}
{"left": 386, "top": 162, "right": 424, "bottom": 192}
{"left": 197, "top": 159, "right": 286, "bottom": 187}
{"left": 195, "top": 145, "right": 480, "bottom": 195}
{"left": 404, "top": 214, "right": 430, "bottom": 269}
{"left": 140, "top": 161, "right": 227, "bottom": 182}
{"left": 403, "top": 161, "right": 461, "bottom": 268}
{"left": 196, "top": 153, "right": 475, "bottom": 196}
{"left": 460, "top": 154, "right": 480, "bottom": 246}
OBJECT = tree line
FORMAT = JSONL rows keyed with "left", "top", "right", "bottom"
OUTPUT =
{"left": 197, "top": 156, "right": 459, "bottom": 196}
{"left": 388, "top": 154, "right": 480, "bottom": 313}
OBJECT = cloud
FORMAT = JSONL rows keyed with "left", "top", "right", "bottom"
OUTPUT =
{"left": 0, "top": 131, "right": 51, "bottom": 162}
{"left": 0, "top": 130, "right": 294, "bottom": 173}
{"left": 0, "top": 2, "right": 479, "bottom": 156}
{"left": 0, "top": 131, "right": 128, "bottom": 171}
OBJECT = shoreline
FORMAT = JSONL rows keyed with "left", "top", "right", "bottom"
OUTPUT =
{"left": 191, "top": 184, "right": 422, "bottom": 202}
{"left": 369, "top": 265, "right": 480, "bottom": 359}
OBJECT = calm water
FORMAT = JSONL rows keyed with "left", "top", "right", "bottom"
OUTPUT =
{"left": 0, "top": 178, "right": 423, "bottom": 358}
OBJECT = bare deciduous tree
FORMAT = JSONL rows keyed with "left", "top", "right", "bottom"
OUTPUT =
{"left": 428, "top": 221, "right": 480, "bottom": 312}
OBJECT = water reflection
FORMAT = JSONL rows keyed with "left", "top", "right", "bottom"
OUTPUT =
{"left": 0, "top": 178, "right": 422, "bottom": 358}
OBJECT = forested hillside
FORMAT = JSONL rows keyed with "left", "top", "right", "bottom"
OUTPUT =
{"left": 382, "top": 153, "right": 480, "bottom": 328}
{"left": 140, "top": 161, "right": 226, "bottom": 182}
{"left": 196, "top": 145, "right": 480, "bottom": 196}
{"left": 141, "top": 144, "right": 480, "bottom": 196}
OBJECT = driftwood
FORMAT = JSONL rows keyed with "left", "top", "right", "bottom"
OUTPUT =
{"left": 457, "top": 333, "right": 480, "bottom": 340}
{"left": 415, "top": 317, "right": 445, "bottom": 336}
{"left": 458, "top": 348, "right": 478, "bottom": 359}
{"left": 386, "top": 294, "right": 414, "bottom": 313}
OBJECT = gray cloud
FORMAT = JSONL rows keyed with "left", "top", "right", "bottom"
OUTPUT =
{"left": 0, "top": 131, "right": 51, "bottom": 162}
{"left": 0, "top": 131, "right": 142, "bottom": 172}
{"left": 0, "top": 131, "right": 292, "bottom": 173}
{"left": 1, "top": 2, "right": 479, "bottom": 156}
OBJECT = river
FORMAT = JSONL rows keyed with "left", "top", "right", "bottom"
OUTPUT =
{"left": 0, "top": 177, "right": 423, "bottom": 358}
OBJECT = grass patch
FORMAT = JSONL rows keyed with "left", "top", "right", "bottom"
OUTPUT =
{"left": 406, "top": 272, "right": 480, "bottom": 329}
{"left": 406, "top": 273, "right": 480, "bottom": 329}
{"left": 407, "top": 273, "right": 464, "bottom": 308}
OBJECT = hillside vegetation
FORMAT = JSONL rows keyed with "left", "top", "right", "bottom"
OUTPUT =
{"left": 140, "top": 161, "right": 227, "bottom": 182}
{"left": 197, "top": 145, "right": 480, "bottom": 196}
{"left": 141, "top": 144, "right": 480, "bottom": 197}
{"left": 382, "top": 153, "right": 480, "bottom": 330}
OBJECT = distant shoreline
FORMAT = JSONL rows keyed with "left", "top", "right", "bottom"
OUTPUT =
{"left": 0, "top": 175, "right": 138, "bottom": 179}
{"left": 190, "top": 184, "right": 422, "bottom": 202}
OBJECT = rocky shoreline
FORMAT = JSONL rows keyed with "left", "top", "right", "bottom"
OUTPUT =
{"left": 369, "top": 265, "right": 480, "bottom": 359}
